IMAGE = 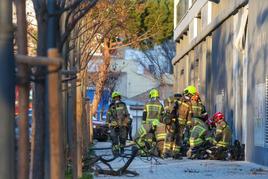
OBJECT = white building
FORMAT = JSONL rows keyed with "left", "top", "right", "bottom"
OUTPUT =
{"left": 112, "top": 59, "right": 160, "bottom": 98}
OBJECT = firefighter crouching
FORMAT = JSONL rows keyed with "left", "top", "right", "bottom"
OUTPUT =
{"left": 206, "top": 112, "right": 232, "bottom": 160}
{"left": 135, "top": 119, "right": 166, "bottom": 157}
{"left": 186, "top": 93, "right": 210, "bottom": 159}
{"left": 134, "top": 121, "right": 154, "bottom": 156}
{"left": 106, "top": 91, "right": 129, "bottom": 156}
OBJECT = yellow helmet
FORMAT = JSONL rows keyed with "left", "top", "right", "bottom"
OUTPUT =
{"left": 149, "top": 89, "right": 159, "bottom": 98}
{"left": 184, "top": 86, "right": 197, "bottom": 95}
{"left": 112, "top": 91, "right": 121, "bottom": 99}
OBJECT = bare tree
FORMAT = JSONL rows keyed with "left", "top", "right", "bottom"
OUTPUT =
{"left": 137, "top": 40, "right": 175, "bottom": 82}
{"left": 14, "top": 1, "right": 30, "bottom": 179}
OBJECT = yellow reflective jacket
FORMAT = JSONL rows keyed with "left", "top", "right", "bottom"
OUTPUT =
{"left": 143, "top": 99, "right": 164, "bottom": 124}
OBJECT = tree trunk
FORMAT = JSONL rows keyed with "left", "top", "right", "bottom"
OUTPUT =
{"left": 91, "top": 38, "right": 111, "bottom": 116}
{"left": 81, "top": 69, "right": 89, "bottom": 154}
{"left": 76, "top": 71, "right": 83, "bottom": 178}
{"left": 14, "top": 0, "right": 30, "bottom": 179}
{"left": 89, "top": 107, "right": 93, "bottom": 144}
{"left": 0, "top": 1, "right": 15, "bottom": 179}
{"left": 69, "top": 72, "right": 77, "bottom": 179}
{"left": 30, "top": 7, "right": 47, "bottom": 179}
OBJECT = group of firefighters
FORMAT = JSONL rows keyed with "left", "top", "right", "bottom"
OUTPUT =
{"left": 105, "top": 86, "right": 232, "bottom": 160}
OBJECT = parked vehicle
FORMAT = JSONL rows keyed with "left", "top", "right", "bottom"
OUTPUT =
{"left": 92, "top": 116, "right": 109, "bottom": 141}
{"left": 87, "top": 88, "right": 110, "bottom": 141}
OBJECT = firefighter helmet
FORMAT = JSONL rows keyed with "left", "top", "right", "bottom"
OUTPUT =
{"left": 184, "top": 86, "right": 197, "bottom": 95}
{"left": 149, "top": 89, "right": 159, "bottom": 98}
{"left": 212, "top": 112, "right": 225, "bottom": 123}
{"left": 112, "top": 91, "right": 121, "bottom": 99}
{"left": 191, "top": 93, "right": 200, "bottom": 102}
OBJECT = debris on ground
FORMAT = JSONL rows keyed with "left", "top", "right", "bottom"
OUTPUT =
{"left": 184, "top": 168, "right": 200, "bottom": 173}
{"left": 250, "top": 168, "right": 268, "bottom": 175}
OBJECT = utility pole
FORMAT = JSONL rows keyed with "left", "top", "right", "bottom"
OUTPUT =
{"left": 0, "top": 1, "right": 15, "bottom": 179}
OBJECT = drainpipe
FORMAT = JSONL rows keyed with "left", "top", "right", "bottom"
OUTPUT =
{"left": 0, "top": 1, "right": 16, "bottom": 179}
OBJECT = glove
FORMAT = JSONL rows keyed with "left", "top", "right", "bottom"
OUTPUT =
{"left": 111, "top": 121, "right": 118, "bottom": 127}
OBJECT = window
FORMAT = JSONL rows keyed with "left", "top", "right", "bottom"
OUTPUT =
{"left": 180, "top": 69, "right": 185, "bottom": 75}
{"left": 176, "top": 0, "right": 189, "bottom": 24}
{"left": 195, "top": 59, "right": 199, "bottom": 67}
{"left": 190, "top": 63, "right": 194, "bottom": 70}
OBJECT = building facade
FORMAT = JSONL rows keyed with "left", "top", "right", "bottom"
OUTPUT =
{"left": 112, "top": 59, "right": 159, "bottom": 98}
{"left": 112, "top": 59, "right": 174, "bottom": 99}
{"left": 173, "top": 0, "right": 268, "bottom": 166}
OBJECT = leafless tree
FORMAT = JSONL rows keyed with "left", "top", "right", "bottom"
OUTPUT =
{"left": 137, "top": 40, "right": 175, "bottom": 82}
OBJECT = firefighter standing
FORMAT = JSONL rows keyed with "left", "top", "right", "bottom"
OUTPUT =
{"left": 190, "top": 93, "right": 208, "bottom": 123}
{"left": 179, "top": 86, "right": 196, "bottom": 143}
{"left": 142, "top": 89, "right": 164, "bottom": 124}
{"left": 135, "top": 89, "right": 165, "bottom": 156}
{"left": 106, "top": 91, "right": 129, "bottom": 156}
{"left": 143, "top": 89, "right": 165, "bottom": 155}
{"left": 163, "top": 86, "right": 194, "bottom": 159}
{"left": 162, "top": 94, "right": 182, "bottom": 158}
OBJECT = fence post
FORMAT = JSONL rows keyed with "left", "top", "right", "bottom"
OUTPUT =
{"left": 48, "top": 49, "right": 64, "bottom": 179}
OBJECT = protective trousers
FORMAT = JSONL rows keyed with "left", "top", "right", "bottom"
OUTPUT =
{"left": 110, "top": 126, "right": 127, "bottom": 155}
{"left": 163, "top": 123, "right": 182, "bottom": 157}
{"left": 154, "top": 123, "right": 166, "bottom": 156}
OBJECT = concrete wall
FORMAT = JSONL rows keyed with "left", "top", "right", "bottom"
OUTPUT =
{"left": 246, "top": 0, "right": 268, "bottom": 166}
{"left": 173, "top": 0, "right": 268, "bottom": 166}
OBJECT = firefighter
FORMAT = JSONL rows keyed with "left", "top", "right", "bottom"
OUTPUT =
{"left": 162, "top": 94, "right": 182, "bottom": 158}
{"left": 106, "top": 91, "right": 129, "bottom": 156}
{"left": 186, "top": 94, "right": 209, "bottom": 158}
{"left": 154, "top": 120, "right": 167, "bottom": 157}
{"left": 187, "top": 119, "right": 210, "bottom": 159}
{"left": 176, "top": 86, "right": 195, "bottom": 154}
{"left": 190, "top": 93, "right": 208, "bottom": 123}
{"left": 163, "top": 86, "right": 194, "bottom": 159}
{"left": 142, "top": 89, "right": 164, "bottom": 124}
{"left": 135, "top": 119, "right": 166, "bottom": 157}
{"left": 134, "top": 122, "right": 154, "bottom": 156}
{"left": 207, "top": 112, "right": 232, "bottom": 160}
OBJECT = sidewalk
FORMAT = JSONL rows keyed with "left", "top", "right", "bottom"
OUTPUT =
{"left": 93, "top": 142, "right": 268, "bottom": 179}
